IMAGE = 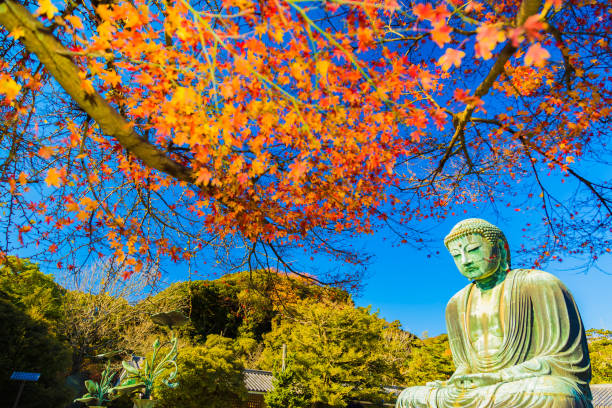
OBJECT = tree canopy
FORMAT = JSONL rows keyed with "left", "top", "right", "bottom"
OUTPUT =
{"left": 0, "top": 258, "right": 73, "bottom": 408}
{"left": 0, "top": 0, "right": 609, "bottom": 282}
{"left": 258, "top": 298, "right": 398, "bottom": 406}
{"left": 588, "top": 329, "right": 612, "bottom": 384}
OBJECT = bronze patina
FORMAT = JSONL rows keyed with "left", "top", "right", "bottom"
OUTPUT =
{"left": 396, "top": 218, "right": 593, "bottom": 408}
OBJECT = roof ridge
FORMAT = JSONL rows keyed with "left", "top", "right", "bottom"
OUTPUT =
{"left": 243, "top": 368, "right": 273, "bottom": 374}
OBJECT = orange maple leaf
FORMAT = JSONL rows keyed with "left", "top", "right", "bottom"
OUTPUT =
{"left": 196, "top": 168, "right": 213, "bottom": 185}
{"left": 412, "top": 3, "right": 434, "bottom": 21}
{"left": 65, "top": 15, "right": 84, "bottom": 30}
{"left": 431, "top": 21, "right": 452, "bottom": 48}
{"left": 475, "top": 24, "right": 506, "bottom": 60}
{"left": 100, "top": 69, "right": 122, "bottom": 87}
{"left": 524, "top": 42, "right": 550, "bottom": 67}
{"left": 523, "top": 15, "right": 547, "bottom": 40}
{"left": 18, "top": 172, "right": 28, "bottom": 185}
{"left": 38, "top": 145, "right": 54, "bottom": 159}
{"left": 438, "top": 48, "right": 465, "bottom": 71}
{"left": 413, "top": 3, "right": 448, "bottom": 23}
{"left": 80, "top": 196, "right": 99, "bottom": 211}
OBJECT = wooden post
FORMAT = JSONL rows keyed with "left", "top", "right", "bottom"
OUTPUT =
{"left": 12, "top": 381, "right": 25, "bottom": 408}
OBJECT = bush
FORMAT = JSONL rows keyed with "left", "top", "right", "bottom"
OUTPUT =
{"left": 0, "top": 258, "right": 73, "bottom": 408}
{"left": 155, "top": 335, "right": 247, "bottom": 408}
{"left": 0, "top": 298, "right": 73, "bottom": 408}
{"left": 264, "top": 361, "right": 311, "bottom": 408}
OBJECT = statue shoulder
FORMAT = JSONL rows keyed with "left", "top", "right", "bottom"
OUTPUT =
{"left": 446, "top": 283, "right": 472, "bottom": 311}
{"left": 511, "top": 268, "right": 568, "bottom": 291}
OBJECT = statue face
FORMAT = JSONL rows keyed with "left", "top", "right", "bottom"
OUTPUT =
{"left": 447, "top": 234, "right": 500, "bottom": 281}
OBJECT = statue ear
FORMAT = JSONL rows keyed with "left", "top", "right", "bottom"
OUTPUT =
{"left": 497, "top": 239, "right": 509, "bottom": 271}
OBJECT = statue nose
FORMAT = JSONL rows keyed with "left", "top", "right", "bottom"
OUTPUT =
{"left": 461, "top": 252, "right": 471, "bottom": 265}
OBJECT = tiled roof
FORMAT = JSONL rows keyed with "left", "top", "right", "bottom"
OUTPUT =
{"left": 593, "top": 384, "right": 612, "bottom": 408}
{"left": 244, "top": 369, "right": 273, "bottom": 393}
{"left": 242, "top": 370, "right": 404, "bottom": 395}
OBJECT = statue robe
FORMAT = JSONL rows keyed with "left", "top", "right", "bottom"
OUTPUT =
{"left": 396, "top": 269, "right": 592, "bottom": 408}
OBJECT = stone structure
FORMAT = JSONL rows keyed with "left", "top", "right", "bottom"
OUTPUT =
{"left": 396, "top": 218, "right": 593, "bottom": 408}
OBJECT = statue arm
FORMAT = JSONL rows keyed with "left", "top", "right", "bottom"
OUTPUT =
{"left": 496, "top": 270, "right": 590, "bottom": 384}
{"left": 498, "top": 357, "right": 551, "bottom": 382}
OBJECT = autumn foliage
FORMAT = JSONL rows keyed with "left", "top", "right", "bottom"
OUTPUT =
{"left": 0, "top": 0, "right": 609, "bottom": 280}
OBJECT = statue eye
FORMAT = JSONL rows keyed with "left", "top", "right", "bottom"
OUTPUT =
{"left": 466, "top": 245, "right": 480, "bottom": 252}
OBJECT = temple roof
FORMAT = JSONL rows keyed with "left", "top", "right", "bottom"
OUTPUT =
{"left": 244, "top": 369, "right": 273, "bottom": 394}
{"left": 592, "top": 384, "right": 612, "bottom": 408}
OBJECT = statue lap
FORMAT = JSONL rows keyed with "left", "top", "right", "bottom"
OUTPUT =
{"left": 397, "top": 376, "right": 589, "bottom": 408}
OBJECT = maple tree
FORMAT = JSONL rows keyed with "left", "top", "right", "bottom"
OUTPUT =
{"left": 0, "top": 0, "right": 610, "bottom": 281}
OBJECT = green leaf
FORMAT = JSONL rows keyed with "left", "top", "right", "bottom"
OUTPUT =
{"left": 74, "top": 396, "right": 98, "bottom": 403}
{"left": 112, "top": 382, "right": 145, "bottom": 396}
{"left": 85, "top": 379, "right": 99, "bottom": 394}
{"left": 122, "top": 360, "right": 141, "bottom": 376}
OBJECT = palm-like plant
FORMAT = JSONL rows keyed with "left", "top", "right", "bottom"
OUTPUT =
{"left": 115, "top": 336, "right": 179, "bottom": 399}
{"left": 74, "top": 361, "right": 119, "bottom": 406}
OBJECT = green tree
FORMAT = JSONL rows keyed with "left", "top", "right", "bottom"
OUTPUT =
{"left": 401, "top": 334, "right": 455, "bottom": 386}
{"left": 0, "top": 257, "right": 72, "bottom": 407}
{"left": 0, "top": 257, "right": 65, "bottom": 332}
{"left": 265, "top": 360, "right": 312, "bottom": 408}
{"left": 148, "top": 271, "right": 350, "bottom": 343}
{"left": 258, "top": 299, "right": 392, "bottom": 408}
{"left": 587, "top": 329, "right": 612, "bottom": 384}
{"left": 61, "top": 290, "right": 134, "bottom": 373}
{"left": 154, "top": 335, "right": 247, "bottom": 408}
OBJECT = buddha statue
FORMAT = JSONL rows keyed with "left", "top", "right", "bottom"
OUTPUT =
{"left": 396, "top": 218, "right": 593, "bottom": 408}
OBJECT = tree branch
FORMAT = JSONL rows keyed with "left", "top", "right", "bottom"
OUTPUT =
{"left": 0, "top": 0, "right": 197, "bottom": 185}
{"left": 433, "top": 0, "right": 543, "bottom": 178}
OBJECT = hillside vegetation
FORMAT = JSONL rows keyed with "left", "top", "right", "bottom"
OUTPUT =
{"left": 2, "top": 258, "right": 609, "bottom": 408}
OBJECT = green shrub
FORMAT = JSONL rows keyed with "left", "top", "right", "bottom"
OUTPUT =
{"left": 0, "top": 298, "right": 73, "bottom": 408}
{"left": 264, "top": 361, "right": 311, "bottom": 408}
{"left": 155, "top": 335, "right": 247, "bottom": 408}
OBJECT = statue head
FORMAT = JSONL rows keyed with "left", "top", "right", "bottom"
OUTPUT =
{"left": 444, "top": 218, "right": 511, "bottom": 282}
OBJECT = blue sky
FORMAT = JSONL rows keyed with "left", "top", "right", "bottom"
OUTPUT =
{"left": 351, "top": 218, "right": 612, "bottom": 337}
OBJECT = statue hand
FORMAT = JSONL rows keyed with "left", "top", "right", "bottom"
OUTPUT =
{"left": 448, "top": 372, "right": 502, "bottom": 389}
{"left": 426, "top": 380, "right": 447, "bottom": 388}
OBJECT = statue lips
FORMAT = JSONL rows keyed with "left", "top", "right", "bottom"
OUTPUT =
{"left": 461, "top": 265, "right": 484, "bottom": 280}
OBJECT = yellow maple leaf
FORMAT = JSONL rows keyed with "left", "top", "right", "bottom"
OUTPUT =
{"left": 65, "top": 15, "right": 84, "bottom": 30}
{"left": 316, "top": 60, "right": 330, "bottom": 80}
{"left": 78, "top": 71, "right": 95, "bottom": 94}
{"left": 9, "top": 27, "right": 25, "bottom": 40}
{"left": 36, "top": 0, "right": 59, "bottom": 20}
{"left": 0, "top": 77, "right": 22, "bottom": 102}
{"left": 45, "top": 168, "right": 62, "bottom": 187}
